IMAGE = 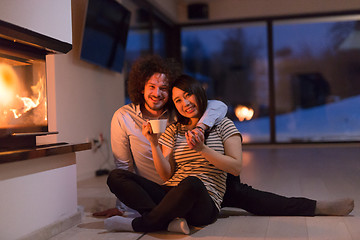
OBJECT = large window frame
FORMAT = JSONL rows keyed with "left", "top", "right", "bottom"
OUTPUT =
{"left": 178, "top": 10, "right": 360, "bottom": 144}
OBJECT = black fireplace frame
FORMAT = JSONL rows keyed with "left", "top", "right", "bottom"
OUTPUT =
{"left": 0, "top": 19, "right": 72, "bottom": 54}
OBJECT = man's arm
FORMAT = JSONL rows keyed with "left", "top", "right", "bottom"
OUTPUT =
{"left": 111, "top": 111, "right": 134, "bottom": 171}
{"left": 198, "top": 100, "right": 228, "bottom": 130}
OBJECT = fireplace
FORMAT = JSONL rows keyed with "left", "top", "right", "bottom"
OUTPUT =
{"left": 0, "top": 19, "right": 71, "bottom": 150}
{"left": 0, "top": 3, "right": 92, "bottom": 239}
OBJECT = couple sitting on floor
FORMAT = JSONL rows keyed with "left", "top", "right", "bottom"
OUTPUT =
{"left": 94, "top": 55, "right": 354, "bottom": 235}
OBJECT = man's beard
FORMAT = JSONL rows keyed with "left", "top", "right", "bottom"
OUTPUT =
{"left": 145, "top": 100, "right": 166, "bottom": 111}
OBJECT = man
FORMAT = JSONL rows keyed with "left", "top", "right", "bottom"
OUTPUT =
{"left": 94, "top": 55, "right": 354, "bottom": 218}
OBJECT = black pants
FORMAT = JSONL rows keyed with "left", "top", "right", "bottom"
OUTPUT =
{"left": 107, "top": 169, "right": 219, "bottom": 232}
{"left": 221, "top": 174, "right": 316, "bottom": 216}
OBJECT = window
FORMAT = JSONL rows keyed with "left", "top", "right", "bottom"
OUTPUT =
{"left": 153, "top": 18, "right": 168, "bottom": 57}
{"left": 181, "top": 14, "right": 360, "bottom": 143}
{"left": 182, "top": 23, "right": 269, "bottom": 143}
{"left": 273, "top": 16, "right": 360, "bottom": 142}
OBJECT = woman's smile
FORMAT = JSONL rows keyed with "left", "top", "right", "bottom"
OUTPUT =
{"left": 172, "top": 87, "right": 200, "bottom": 119}
{"left": 184, "top": 105, "right": 196, "bottom": 114}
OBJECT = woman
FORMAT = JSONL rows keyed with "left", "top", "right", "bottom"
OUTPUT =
{"left": 105, "top": 74, "right": 242, "bottom": 234}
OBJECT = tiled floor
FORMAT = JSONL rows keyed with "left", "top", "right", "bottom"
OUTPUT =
{"left": 50, "top": 144, "right": 360, "bottom": 240}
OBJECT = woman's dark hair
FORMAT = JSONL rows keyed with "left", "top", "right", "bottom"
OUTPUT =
{"left": 127, "top": 55, "right": 182, "bottom": 107}
{"left": 172, "top": 74, "right": 208, "bottom": 124}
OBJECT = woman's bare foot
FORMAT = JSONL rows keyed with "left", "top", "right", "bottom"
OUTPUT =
{"left": 315, "top": 198, "right": 354, "bottom": 216}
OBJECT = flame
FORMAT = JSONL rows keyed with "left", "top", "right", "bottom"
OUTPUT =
{"left": 0, "top": 63, "right": 20, "bottom": 108}
{"left": 0, "top": 62, "right": 45, "bottom": 124}
{"left": 235, "top": 105, "right": 254, "bottom": 121}
{"left": 10, "top": 76, "right": 44, "bottom": 118}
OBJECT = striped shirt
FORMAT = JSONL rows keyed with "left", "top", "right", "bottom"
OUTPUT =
{"left": 158, "top": 117, "right": 240, "bottom": 210}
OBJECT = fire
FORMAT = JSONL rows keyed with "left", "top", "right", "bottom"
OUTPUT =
{"left": 235, "top": 105, "right": 254, "bottom": 121}
{"left": 10, "top": 76, "right": 44, "bottom": 119}
{"left": 0, "top": 63, "right": 20, "bottom": 108}
{"left": 0, "top": 62, "right": 45, "bottom": 123}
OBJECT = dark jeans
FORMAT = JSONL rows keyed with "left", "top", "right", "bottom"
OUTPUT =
{"left": 221, "top": 174, "right": 317, "bottom": 216}
{"left": 107, "top": 169, "right": 219, "bottom": 232}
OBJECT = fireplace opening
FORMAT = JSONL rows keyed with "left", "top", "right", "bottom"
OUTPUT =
{"left": 0, "top": 19, "right": 72, "bottom": 151}
{"left": 0, "top": 38, "right": 50, "bottom": 150}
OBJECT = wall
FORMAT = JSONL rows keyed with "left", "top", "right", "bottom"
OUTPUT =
{"left": 149, "top": 0, "right": 178, "bottom": 22}
{"left": 176, "top": 0, "right": 360, "bottom": 23}
{"left": 0, "top": 154, "right": 78, "bottom": 240}
{"left": 0, "top": 0, "right": 72, "bottom": 44}
{"left": 52, "top": 0, "right": 124, "bottom": 181}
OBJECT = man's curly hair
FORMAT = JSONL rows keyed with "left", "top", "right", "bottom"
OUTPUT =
{"left": 127, "top": 55, "right": 182, "bottom": 106}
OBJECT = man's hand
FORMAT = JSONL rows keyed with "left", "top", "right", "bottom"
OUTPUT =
{"left": 92, "top": 208, "right": 124, "bottom": 218}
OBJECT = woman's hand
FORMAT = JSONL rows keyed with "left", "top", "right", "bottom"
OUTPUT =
{"left": 142, "top": 122, "right": 174, "bottom": 181}
{"left": 142, "top": 122, "right": 159, "bottom": 145}
{"left": 185, "top": 128, "right": 205, "bottom": 151}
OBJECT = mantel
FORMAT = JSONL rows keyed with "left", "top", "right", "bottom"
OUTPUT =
{"left": 0, "top": 142, "right": 91, "bottom": 164}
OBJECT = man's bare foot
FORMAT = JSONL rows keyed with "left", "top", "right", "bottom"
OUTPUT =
{"left": 315, "top": 198, "right": 354, "bottom": 216}
{"left": 92, "top": 208, "right": 124, "bottom": 218}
